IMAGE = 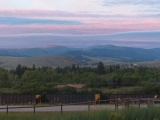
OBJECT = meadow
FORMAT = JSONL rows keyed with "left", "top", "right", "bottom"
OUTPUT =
{"left": 1, "top": 107, "right": 160, "bottom": 120}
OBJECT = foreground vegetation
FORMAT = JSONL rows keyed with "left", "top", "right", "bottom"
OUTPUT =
{"left": 1, "top": 107, "right": 160, "bottom": 120}
{"left": 0, "top": 62, "right": 160, "bottom": 94}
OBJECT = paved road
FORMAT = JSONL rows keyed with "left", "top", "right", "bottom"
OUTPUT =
{"left": 0, "top": 104, "right": 150, "bottom": 112}
{"left": 0, "top": 104, "right": 119, "bottom": 112}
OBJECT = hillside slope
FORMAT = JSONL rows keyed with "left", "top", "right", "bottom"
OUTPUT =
{"left": 0, "top": 45, "right": 160, "bottom": 63}
{"left": 0, "top": 56, "right": 79, "bottom": 69}
{"left": 65, "top": 45, "right": 160, "bottom": 62}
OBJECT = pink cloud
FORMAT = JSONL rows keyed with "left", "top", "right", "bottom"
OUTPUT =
{"left": 0, "top": 10, "right": 146, "bottom": 20}
{"left": 0, "top": 14, "right": 160, "bottom": 36}
{"left": 0, "top": 10, "right": 112, "bottom": 18}
{"left": 0, "top": 10, "right": 159, "bottom": 35}
{"left": 80, "top": 19, "right": 160, "bottom": 34}
{"left": 0, "top": 22, "right": 159, "bottom": 35}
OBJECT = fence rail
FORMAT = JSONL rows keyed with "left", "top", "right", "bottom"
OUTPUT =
{"left": 0, "top": 98, "right": 160, "bottom": 114}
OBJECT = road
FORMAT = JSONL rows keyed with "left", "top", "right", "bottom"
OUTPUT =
{"left": 0, "top": 104, "right": 121, "bottom": 112}
{"left": 0, "top": 104, "right": 150, "bottom": 112}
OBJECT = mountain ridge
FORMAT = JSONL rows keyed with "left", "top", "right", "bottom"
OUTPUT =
{"left": 0, "top": 45, "right": 160, "bottom": 62}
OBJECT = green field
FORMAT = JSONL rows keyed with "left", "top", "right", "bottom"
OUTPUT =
{"left": 1, "top": 55, "right": 160, "bottom": 69}
{"left": 0, "top": 56, "right": 79, "bottom": 69}
{"left": 1, "top": 107, "right": 160, "bottom": 120}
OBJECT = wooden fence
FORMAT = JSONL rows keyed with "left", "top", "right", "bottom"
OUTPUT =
{"left": 0, "top": 98, "right": 160, "bottom": 114}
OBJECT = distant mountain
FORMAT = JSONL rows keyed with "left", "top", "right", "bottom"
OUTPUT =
{"left": 0, "top": 46, "right": 75, "bottom": 57}
{"left": 65, "top": 45, "right": 160, "bottom": 62}
{"left": 0, "top": 45, "right": 160, "bottom": 62}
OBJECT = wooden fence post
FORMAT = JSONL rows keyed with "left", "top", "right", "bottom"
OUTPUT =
{"left": 127, "top": 98, "right": 129, "bottom": 109}
{"left": 34, "top": 104, "right": 35, "bottom": 114}
{"left": 7, "top": 106, "right": 8, "bottom": 114}
{"left": 138, "top": 99, "right": 140, "bottom": 108}
{"left": 88, "top": 101, "right": 90, "bottom": 111}
{"left": 61, "top": 103, "right": 63, "bottom": 115}
{"left": 115, "top": 102, "right": 118, "bottom": 110}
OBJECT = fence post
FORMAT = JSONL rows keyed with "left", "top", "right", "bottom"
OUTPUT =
{"left": 61, "top": 103, "right": 63, "bottom": 115}
{"left": 138, "top": 99, "right": 140, "bottom": 108}
{"left": 88, "top": 101, "right": 90, "bottom": 111}
{"left": 127, "top": 98, "right": 129, "bottom": 109}
{"left": 115, "top": 102, "right": 118, "bottom": 110}
{"left": 7, "top": 106, "right": 8, "bottom": 114}
{"left": 34, "top": 104, "right": 35, "bottom": 114}
{"left": 124, "top": 99, "right": 127, "bottom": 109}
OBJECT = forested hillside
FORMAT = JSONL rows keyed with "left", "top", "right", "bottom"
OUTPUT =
{"left": 0, "top": 62, "right": 160, "bottom": 94}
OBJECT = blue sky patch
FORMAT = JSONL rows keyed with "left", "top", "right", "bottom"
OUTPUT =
{"left": 0, "top": 16, "right": 81, "bottom": 25}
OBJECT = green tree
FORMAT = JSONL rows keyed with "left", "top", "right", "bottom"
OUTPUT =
{"left": 0, "top": 72, "right": 11, "bottom": 88}
{"left": 71, "top": 64, "right": 76, "bottom": 73}
{"left": 97, "top": 62, "right": 106, "bottom": 75}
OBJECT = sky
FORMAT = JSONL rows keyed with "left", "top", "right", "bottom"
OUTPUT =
{"left": 0, "top": 0, "right": 160, "bottom": 48}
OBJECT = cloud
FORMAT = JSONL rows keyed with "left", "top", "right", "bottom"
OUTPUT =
{"left": 0, "top": 16, "right": 81, "bottom": 25}
{"left": 0, "top": 1, "right": 159, "bottom": 49}
{"left": 0, "top": 30, "right": 160, "bottom": 48}
{"left": 0, "top": 0, "right": 105, "bottom": 13}
{"left": 0, "top": 0, "right": 159, "bottom": 17}
{"left": 102, "top": 0, "right": 160, "bottom": 16}
{"left": 104, "top": 30, "right": 160, "bottom": 42}
{"left": 147, "top": 13, "right": 160, "bottom": 18}
{"left": 0, "top": 18, "right": 160, "bottom": 36}
{"left": 0, "top": 10, "right": 120, "bottom": 19}
{"left": 103, "top": 0, "right": 160, "bottom": 5}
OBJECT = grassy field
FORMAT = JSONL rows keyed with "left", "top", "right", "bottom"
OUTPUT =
{"left": 0, "top": 56, "right": 79, "bottom": 69}
{"left": 1, "top": 107, "right": 160, "bottom": 120}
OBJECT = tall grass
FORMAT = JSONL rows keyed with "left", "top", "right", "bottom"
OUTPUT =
{"left": 0, "top": 107, "right": 160, "bottom": 120}
{"left": 121, "top": 107, "right": 160, "bottom": 120}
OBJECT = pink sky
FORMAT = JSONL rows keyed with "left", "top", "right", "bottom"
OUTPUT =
{"left": 0, "top": 0, "right": 160, "bottom": 48}
{"left": 0, "top": 16, "right": 160, "bottom": 35}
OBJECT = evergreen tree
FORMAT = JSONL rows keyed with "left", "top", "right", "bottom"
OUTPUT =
{"left": 96, "top": 62, "right": 106, "bottom": 75}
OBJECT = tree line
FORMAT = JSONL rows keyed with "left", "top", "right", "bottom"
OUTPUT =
{"left": 0, "top": 62, "right": 160, "bottom": 94}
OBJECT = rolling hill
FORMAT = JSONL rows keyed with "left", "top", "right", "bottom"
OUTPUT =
{"left": 0, "top": 46, "right": 75, "bottom": 57}
{"left": 0, "top": 56, "right": 80, "bottom": 69}
{"left": 0, "top": 45, "right": 160, "bottom": 68}
{"left": 65, "top": 45, "right": 160, "bottom": 62}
